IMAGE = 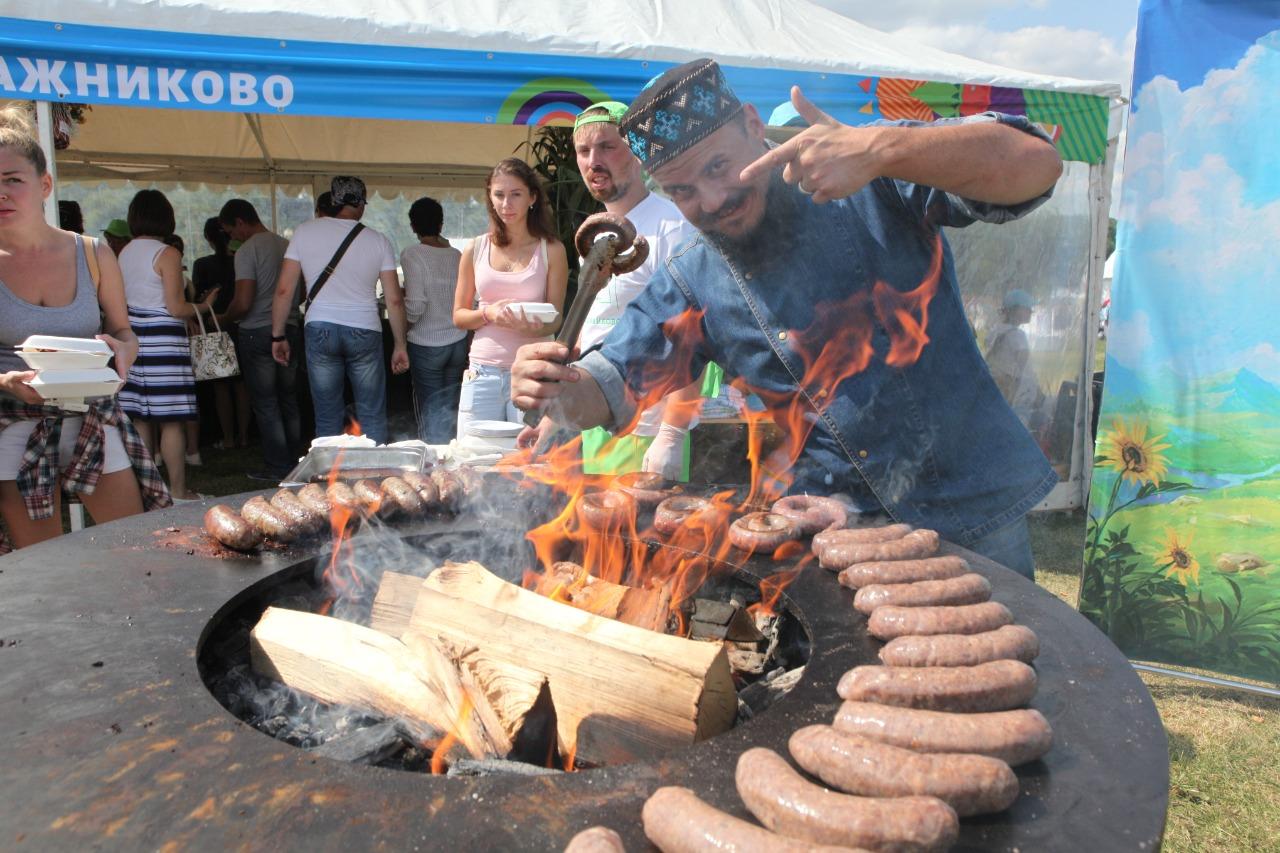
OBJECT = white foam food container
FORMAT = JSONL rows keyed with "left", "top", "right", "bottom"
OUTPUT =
{"left": 509, "top": 302, "right": 559, "bottom": 323}
{"left": 17, "top": 336, "right": 113, "bottom": 370}
{"left": 27, "top": 367, "right": 123, "bottom": 402}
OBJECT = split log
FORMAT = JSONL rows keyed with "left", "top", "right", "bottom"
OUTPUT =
{"left": 249, "top": 606, "right": 506, "bottom": 761}
{"left": 372, "top": 573, "right": 559, "bottom": 762}
{"left": 407, "top": 561, "right": 737, "bottom": 766}
{"left": 533, "top": 562, "right": 672, "bottom": 633}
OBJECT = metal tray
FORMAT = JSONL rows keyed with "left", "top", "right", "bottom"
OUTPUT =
{"left": 278, "top": 446, "right": 432, "bottom": 487}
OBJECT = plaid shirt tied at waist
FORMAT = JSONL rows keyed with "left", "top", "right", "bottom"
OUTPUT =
{"left": 0, "top": 397, "right": 171, "bottom": 553}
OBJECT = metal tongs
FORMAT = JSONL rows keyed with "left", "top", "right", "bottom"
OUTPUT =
{"left": 521, "top": 212, "right": 649, "bottom": 427}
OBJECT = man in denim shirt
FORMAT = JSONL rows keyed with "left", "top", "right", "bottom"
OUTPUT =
{"left": 512, "top": 59, "right": 1061, "bottom": 578}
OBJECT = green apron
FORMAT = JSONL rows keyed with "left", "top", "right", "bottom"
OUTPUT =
{"left": 580, "top": 363, "right": 724, "bottom": 480}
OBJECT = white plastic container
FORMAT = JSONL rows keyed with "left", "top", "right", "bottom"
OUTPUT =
{"left": 27, "top": 367, "right": 123, "bottom": 404}
{"left": 507, "top": 302, "right": 559, "bottom": 324}
{"left": 17, "top": 335, "right": 113, "bottom": 370}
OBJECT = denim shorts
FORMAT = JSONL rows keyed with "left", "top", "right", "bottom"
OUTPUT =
{"left": 455, "top": 362, "right": 522, "bottom": 441}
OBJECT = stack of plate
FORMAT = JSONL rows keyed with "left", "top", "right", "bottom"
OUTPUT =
{"left": 461, "top": 420, "right": 524, "bottom": 452}
{"left": 18, "top": 336, "right": 122, "bottom": 410}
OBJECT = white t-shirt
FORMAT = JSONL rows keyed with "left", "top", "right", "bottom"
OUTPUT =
{"left": 579, "top": 192, "right": 696, "bottom": 434}
{"left": 284, "top": 217, "right": 397, "bottom": 331}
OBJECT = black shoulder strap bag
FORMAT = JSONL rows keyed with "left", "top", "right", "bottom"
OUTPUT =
{"left": 304, "top": 222, "right": 366, "bottom": 308}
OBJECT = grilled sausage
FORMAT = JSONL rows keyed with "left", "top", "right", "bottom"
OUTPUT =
{"left": 352, "top": 478, "right": 390, "bottom": 516}
{"left": 729, "top": 512, "right": 800, "bottom": 553}
{"left": 772, "top": 495, "right": 849, "bottom": 536}
{"left": 296, "top": 482, "right": 333, "bottom": 517}
{"left": 614, "top": 471, "right": 675, "bottom": 508}
{"left": 271, "top": 489, "right": 325, "bottom": 534}
{"left": 382, "top": 476, "right": 426, "bottom": 516}
{"left": 837, "top": 660, "right": 1037, "bottom": 713}
{"left": 819, "top": 530, "right": 940, "bottom": 571}
{"left": 642, "top": 786, "right": 859, "bottom": 853}
{"left": 326, "top": 481, "right": 361, "bottom": 513}
{"left": 879, "top": 624, "right": 1040, "bottom": 667}
{"left": 431, "top": 469, "right": 464, "bottom": 510}
{"left": 563, "top": 826, "right": 625, "bottom": 853}
{"left": 867, "top": 602, "right": 1013, "bottom": 640}
{"left": 833, "top": 701, "right": 1053, "bottom": 766}
{"left": 653, "top": 495, "right": 725, "bottom": 536}
{"left": 240, "top": 495, "right": 298, "bottom": 543}
{"left": 789, "top": 726, "right": 1019, "bottom": 818}
{"left": 578, "top": 489, "right": 636, "bottom": 531}
{"left": 813, "top": 524, "right": 913, "bottom": 557}
{"left": 736, "top": 747, "right": 958, "bottom": 852}
{"left": 838, "top": 556, "right": 969, "bottom": 589}
{"left": 203, "top": 504, "right": 262, "bottom": 551}
{"left": 401, "top": 470, "right": 440, "bottom": 507}
{"left": 853, "top": 573, "right": 991, "bottom": 615}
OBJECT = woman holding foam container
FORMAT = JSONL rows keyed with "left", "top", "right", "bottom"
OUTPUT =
{"left": 0, "top": 103, "right": 170, "bottom": 552}
{"left": 452, "top": 158, "right": 567, "bottom": 440}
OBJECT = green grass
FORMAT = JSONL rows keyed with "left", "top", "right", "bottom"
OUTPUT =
{"left": 1029, "top": 509, "right": 1280, "bottom": 853}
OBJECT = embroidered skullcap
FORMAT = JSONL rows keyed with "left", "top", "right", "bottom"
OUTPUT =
{"left": 574, "top": 101, "right": 629, "bottom": 132}
{"left": 330, "top": 175, "right": 367, "bottom": 208}
{"left": 620, "top": 58, "right": 743, "bottom": 171}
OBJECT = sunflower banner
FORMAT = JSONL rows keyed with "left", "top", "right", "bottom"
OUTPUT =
{"left": 1081, "top": 0, "right": 1280, "bottom": 685}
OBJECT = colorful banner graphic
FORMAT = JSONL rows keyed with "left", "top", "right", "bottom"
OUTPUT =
{"left": 1082, "top": 1, "right": 1280, "bottom": 683}
{"left": 0, "top": 15, "right": 1108, "bottom": 162}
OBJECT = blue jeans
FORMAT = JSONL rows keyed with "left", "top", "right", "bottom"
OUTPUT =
{"left": 409, "top": 338, "right": 468, "bottom": 444}
{"left": 237, "top": 325, "right": 302, "bottom": 474}
{"left": 304, "top": 321, "right": 388, "bottom": 444}
{"left": 455, "top": 362, "right": 522, "bottom": 441}
{"left": 967, "top": 516, "right": 1035, "bottom": 580}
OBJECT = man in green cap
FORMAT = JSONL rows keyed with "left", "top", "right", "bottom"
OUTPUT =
{"left": 102, "top": 218, "right": 131, "bottom": 256}
{"left": 519, "top": 101, "right": 706, "bottom": 480}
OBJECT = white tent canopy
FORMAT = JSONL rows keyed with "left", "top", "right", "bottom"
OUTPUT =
{"left": 4, "top": 0, "right": 1120, "bottom": 510}
{"left": 6, "top": 0, "right": 1119, "bottom": 190}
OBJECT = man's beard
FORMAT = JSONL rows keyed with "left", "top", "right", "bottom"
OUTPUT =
{"left": 703, "top": 172, "right": 799, "bottom": 268}
{"left": 586, "top": 168, "right": 630, "bottom": 204}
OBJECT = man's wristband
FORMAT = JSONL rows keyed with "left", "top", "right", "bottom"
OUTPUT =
{"left": 271, "top": 334, "right": 286, "bottom": 343}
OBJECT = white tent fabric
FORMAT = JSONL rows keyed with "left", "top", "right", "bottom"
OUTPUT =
{"left": 28, "top": 0, "right": 1119, "bottom": 97}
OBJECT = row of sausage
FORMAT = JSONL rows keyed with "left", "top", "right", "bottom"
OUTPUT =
{"left": 201, "top": 468, "right": 480, "bottom": 552}
{"left": 567, "top": 504, "right": 1050, "bottom": 852}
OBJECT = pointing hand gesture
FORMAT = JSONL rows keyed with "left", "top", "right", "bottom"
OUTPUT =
{"left": 740, "top": 86, "right": 885, "bottom": 204}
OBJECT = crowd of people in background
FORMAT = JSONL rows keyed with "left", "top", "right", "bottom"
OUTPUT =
{"left": 0, "top": 96, "right": 600, "bottom": 550}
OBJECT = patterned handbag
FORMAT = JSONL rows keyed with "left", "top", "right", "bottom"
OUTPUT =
{"left": 189, "top": 311, "right": 240, "bottom": 381}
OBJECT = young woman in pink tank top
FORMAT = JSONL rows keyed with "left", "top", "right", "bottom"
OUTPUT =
{"left": 452, "top": 158, "right": 567, "bottom": 441}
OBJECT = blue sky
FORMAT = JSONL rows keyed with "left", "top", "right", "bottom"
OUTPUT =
{"left": 809, "top": 0, "right": 1140, "bottom": 91}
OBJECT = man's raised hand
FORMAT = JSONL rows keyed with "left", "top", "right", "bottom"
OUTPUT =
{"left": 739, "top": 86, "right": 886, "bottom": 203}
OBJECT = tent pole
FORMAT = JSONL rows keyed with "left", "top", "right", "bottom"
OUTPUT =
{"left": 270, "top": 169, "right": 278, "bottom": 232}
{"left": 34, "top": 101, "right": 59, "bottom": 227}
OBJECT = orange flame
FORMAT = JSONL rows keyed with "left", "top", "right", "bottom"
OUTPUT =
{"left": 874, "top": 234, "right": 943, "bottom": 367}
{"left": 512, "top": 237, "right": 942, "bottom": 634}
{"left": 429, "top": 694, "right": 475, "bottom": 775}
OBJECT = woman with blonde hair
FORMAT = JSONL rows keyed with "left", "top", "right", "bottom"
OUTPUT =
{"left": 452, "top": 157, "right": 567, "bottom": 440}
{"left": 0, "top": 103, "right": 169, "bottom": 551}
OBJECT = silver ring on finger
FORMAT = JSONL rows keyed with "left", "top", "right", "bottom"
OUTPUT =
{"left": 798, "top": 180, "right": 814, "bottom": 196}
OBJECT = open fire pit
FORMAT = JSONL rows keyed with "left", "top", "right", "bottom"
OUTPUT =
{"left": 0, "top": 477, "right": 1168, "bottom": 850}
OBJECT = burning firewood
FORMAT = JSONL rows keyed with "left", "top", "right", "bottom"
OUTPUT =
{"left": 372, "top": 562, "right": 736, "bottom": 766}
{"left": 249, "top": 606, "right": 507, "bottom": 763}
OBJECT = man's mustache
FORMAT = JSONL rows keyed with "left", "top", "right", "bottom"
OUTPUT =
{"left": 696, "top": 190, "right": 750, "bottom": 227}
